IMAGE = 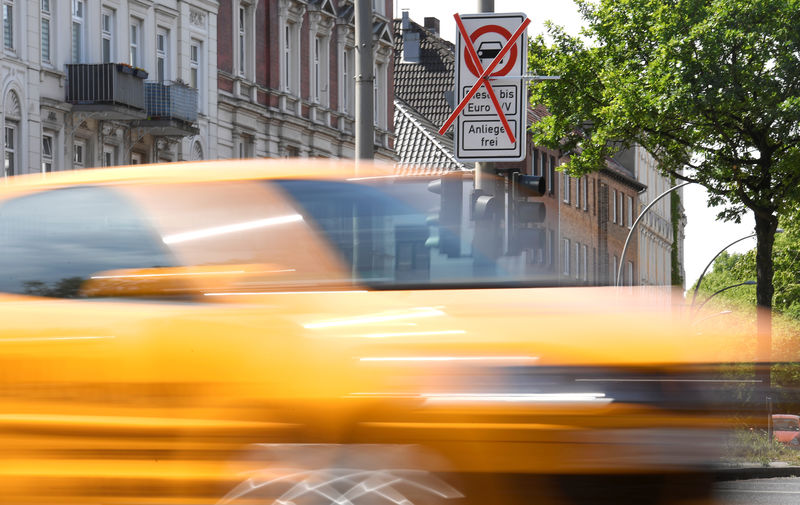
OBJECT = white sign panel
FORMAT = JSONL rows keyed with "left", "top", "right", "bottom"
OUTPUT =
{"left": 453, "top": 13, "right": 528, "bottom": 162}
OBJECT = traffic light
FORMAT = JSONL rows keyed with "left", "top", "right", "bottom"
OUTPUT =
{"left": 508, "top": 172, "right": 546, "bottom": 255}
{"left": 426, "top": 171, "right": 463, "bottom": 257}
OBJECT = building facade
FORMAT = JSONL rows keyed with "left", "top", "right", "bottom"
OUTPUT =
{"left": 1, "top": 0, "right": 218, "bottom": 174}
{"left": 614, "top": 145, "right": 684, "bottom": 286}
{"left": 215, "top": 0, "right": 395, "bottom": 160}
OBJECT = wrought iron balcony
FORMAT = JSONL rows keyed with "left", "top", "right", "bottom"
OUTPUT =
{"left": 138, "top": 81, "right": 199, "bottom": 136}
{"left": 66, "top": 63, "right": 148, "bottom": 120}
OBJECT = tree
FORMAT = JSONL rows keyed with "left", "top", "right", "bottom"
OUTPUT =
{"left": 528, "top": 0, "right": 800, "bottom": 382}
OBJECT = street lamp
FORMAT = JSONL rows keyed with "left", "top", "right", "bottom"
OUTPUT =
{"left": 689, "top": 229, "right": 784, "bottom": 308}
{"left": 616, "top": 181, "right": 693, "bottom": 286}
{"left": 694, "top": 280, "right": 757, "bottom": 313}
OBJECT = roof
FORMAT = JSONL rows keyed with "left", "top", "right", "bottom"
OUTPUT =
{"left": 393, "top": 18, "right": 456, "bottom": 131}
{"left": 603, "top": 157, "right": 647, "bottom": 192}
{"left": 0, "top": 159, "right": 404, "bottom": 195}
{"left": 393, "top": 99, "right": 474, "bottom": 175}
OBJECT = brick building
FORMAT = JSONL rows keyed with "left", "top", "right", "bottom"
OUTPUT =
{"left": 394, "top": 12, "right": 649, "bottom": 285}
{"left": 215, "top": 0, "right": 395, "bottom": 160}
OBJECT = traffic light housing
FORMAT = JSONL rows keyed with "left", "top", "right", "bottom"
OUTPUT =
{"left": 508, "top": 172, "right": 546, "bottom": 255}
{"left": 426, "top": 171, "right": 463, "bottom": 257}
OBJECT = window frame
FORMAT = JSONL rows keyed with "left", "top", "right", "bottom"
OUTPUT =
{"left": 3, "top": 0, "right": 13, "bottom": 52}
{"left": 156, "top": 26, "right": 169, "bottom": 82}
{"left": 72, "top": 0, "right": 86, "bottom": 63}
{"left": 129, "top": 17, "right": 143, "bottom": 68}
{"left": 41, "top": 0, "right": 51, "bottom": 63}
{"left": 4, "top": 122, "right": 16, "bottom": 177}
{"left": 41, "top": 133, "right": 54, "bottom": 173}
{"left": 102, "top": 8, "right": 115, "bottom": 63}
{"left": 563, "top": 238, "right": 570, "bottom": 276}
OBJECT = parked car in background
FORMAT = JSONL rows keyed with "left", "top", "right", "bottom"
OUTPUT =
{"left": 773, "top": 414, "right": 800, "bottom": 446}
{"left": 0, "top": 159, "right": 752, "bottom": 505}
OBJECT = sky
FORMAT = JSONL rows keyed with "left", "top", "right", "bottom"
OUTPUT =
{"left": 395, "top": 0, "right": 757, "bottom": 290}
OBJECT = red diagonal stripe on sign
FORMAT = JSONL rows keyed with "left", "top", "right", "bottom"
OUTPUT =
{"left": 439, "top": 15, "right": 530, "bottom": 143}
{"left": 456, "top": 15, "right": 516, "bottom": 144}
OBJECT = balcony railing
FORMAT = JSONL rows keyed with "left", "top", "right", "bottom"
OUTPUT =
{"left": 66, "top": 63, "right": 147, "bottom": 112}
{"left": 144, "top": 81, "right": 198, "bottom": 123}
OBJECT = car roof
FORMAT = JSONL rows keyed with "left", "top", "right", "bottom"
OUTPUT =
{"left": 0, "top": 159, "right": 412, "bottom": 196}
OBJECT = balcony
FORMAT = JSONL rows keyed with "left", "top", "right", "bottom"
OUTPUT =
{"left": 66, "top": 63, "right": 148, "bottom": 120}
{"left": 135, "top": 81, "right": 199, "bottom": 136}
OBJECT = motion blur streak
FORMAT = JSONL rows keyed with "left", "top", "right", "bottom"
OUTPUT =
{"left": 162, "top": 213, "right": 304, "bottom": 244}
{"left": 303, "top": 307, "right": 446, "bottom": 329}
{"left": 421, "top": 393, "right": 612, "bottom": 404}
{"left": 205, "top": 290, "right": 368, "bottom": 296}
{"left": 358, "top": 330, "right": 467, "bottom": 338}
{"left": 0, "top": 335, "right": 115, "bottom": 342}
{"left": 91, "top": 269, "right": 248, "bottom": 279}
{"left": 359, "top": 356, "right": 538, "bottom": 363}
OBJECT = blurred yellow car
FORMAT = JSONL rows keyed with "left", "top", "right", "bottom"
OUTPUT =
{"left": 0, "top": 159, "right": 744, "bottom": 505}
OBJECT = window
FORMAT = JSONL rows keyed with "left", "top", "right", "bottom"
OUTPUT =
{"left": 612, "top": 189, "right": 617, "bottom": 223}
{"left": 3, "top": 0, "right": 13, "bottom": 51}
{"left": 4, "top": 123, "right": 16, "bottom": 177}
{"left": 72, "top": 0, "right": 85, "bottom": 62}
{"left": 576, "top": 177, "right": 581, "bottom": 208}
{"left": 562, "top": 171, "right": 570, "bottom": 203}
{"left": 548, "top": 229, "right": 554, "bottom": 266}
{"left": 102, "top": 9, "right": 114, "bottom": 63}
{"left": 574, "top": 242, "right": 580, "bottom": 279}
{"left": 582, "top": 177, "right": 588, "bottom": 210}
{"left": 238, "top": 6, "right": 247, "bottom": 77}
{"left": 563, "top": 238, "right": 570, "bottom": 276}
{"left": 129, "top": 18, "right": 142, "bottom": 67}
{"left": 0, "top": 187, "right": 178, "bottom": 297}
{"left": 549, "top": 155, "right": 555, "bottom": 195}
{"left": 283, "top": 22, "right": 299, "bottom": 93}
{"left": 618, "top": 192, "right": 624, "bottom": 227}
{"left": 626, "top": 261, "right": 634, "bottom": 286}
{"left": 156, "top": 28, "right": 169, "bottom": 82}
{"left": 313, "top": 38, "right": 321, "bottom": 102}
{"left": 374, "top": 62, "right": 386, "bottom": 127}
{"left": 73, "top": 140, "right": 84, "bottom": 169}
{"left": 42, "top": 134, "right": 53, "bottom": 173}
{"left": 237, "top": 135, "right": 254, "bottom": 159}
{"left": 532, "top": 149, "right": 539, "bottom": 176}
{"left": 102, "top": 145, "right": 116, "bottom": 167}
{"left": 372, "top": 0, "right": 384, "bottom": 15}
{"left": 626, "top": 195, "right": 633, "bottom": 228}
{"left": 190, "top": 40, "right": 204, "bottom": 112}
{"left": 341, "top": 46, "right": 354, "bottom": 114}
{"left": 582, "top": 244, "right": 588, "bottom": 281}
{"left": 41, "top": 0, "right": 51, "bottom": 63}
{"left": 612, "top": 255, "right": 618, "bottom": 285}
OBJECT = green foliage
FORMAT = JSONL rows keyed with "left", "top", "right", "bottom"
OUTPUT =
{"left": 694, "top": 228, "right": 800, "bottom": 316}
{"left": 528, "top": 0, "right": 800, "bottom": 314}
{"left": 724, "top": 428, "right": 800, "bottom": 466}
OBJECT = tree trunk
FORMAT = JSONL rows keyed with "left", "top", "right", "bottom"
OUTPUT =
{"left": 754, "top": 211, "right": 778, "bottom": 392}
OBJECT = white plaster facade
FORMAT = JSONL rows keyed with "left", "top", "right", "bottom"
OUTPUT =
{"left": 616, "top": 145, "right": 681, "bottom": 286}
{"left": 1, "top": 0, "right": 219, "bottom": 174}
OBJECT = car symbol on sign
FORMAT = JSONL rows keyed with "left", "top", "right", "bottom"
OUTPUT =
{"left": 477, "top": 41, "right": 504, "bottom": 65}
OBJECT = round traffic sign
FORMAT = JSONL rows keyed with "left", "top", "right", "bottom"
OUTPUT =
{"left": 463, "top": 24, "right": 518, "bottom": 78}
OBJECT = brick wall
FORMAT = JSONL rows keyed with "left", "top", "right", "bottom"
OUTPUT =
{"left": 217, "top": 0, "right": 233, "bottom": 74}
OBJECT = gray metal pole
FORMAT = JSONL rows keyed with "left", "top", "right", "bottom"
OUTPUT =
{"left": 616, "top": 181, "right": 692, "bottom": 286}
{"left": 355, "top": 0, "right": 374, "bottom": 167}
{"left": 472, "top": 0, "right": 500, "bottom": 273}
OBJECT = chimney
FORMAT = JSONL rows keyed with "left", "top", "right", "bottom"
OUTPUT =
{"left": 401, "top": 10, "right": 420, "bottom": 63}
{"left": 424, "top": 17, "right": 440, "bottom": 36}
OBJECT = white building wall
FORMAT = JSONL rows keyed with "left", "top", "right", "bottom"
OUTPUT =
{"left": 0, "top": 0, "right": 218, "bottom": 176}
{"left": 633, "top": 145, "right": 677, "bottom": 286}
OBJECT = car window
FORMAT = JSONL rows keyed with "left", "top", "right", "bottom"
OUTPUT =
{"left": 0, "top": 186, "right": 178, "bottom": 298}
{"left": 774, "top": 419, "right": 799, "bottom": 431}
